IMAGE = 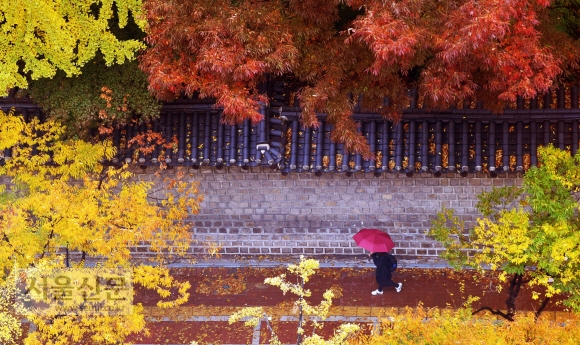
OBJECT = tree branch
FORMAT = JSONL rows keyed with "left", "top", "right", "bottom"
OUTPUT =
{"left": 262, "top": 312, "right": 281, "bottom": 345}
{"left": 39, "top": 226, "right": 57, "bottom": 260}
{"left": 97, "top": 165, "right": 109, "bottom": 191}
{"left": 535, "top": 297, "right": 550, "bottom": 321}
{"left": 472, "top": 306, "right": 514, "bottom": 321}
{"left": 37, "top": 214, "right": 64, "bottom": 260}
{"left": 146, "top": 195, "right": 168, "bottom": 202}
{"left": 1, "top": 232, "right": 24, "bottom": 257}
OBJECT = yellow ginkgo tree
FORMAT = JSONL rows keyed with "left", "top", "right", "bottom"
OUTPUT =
{"left": 229, "top": 256, "right": 360, "bottom": 345}
{"left": 0, "top": 109, "right": 202, "bottom": 345}
{"left": 0, "top": 0, "right": 146, "bottom": 94}
{"left": 430, "top": 145, "right": 580, "bottom": 321}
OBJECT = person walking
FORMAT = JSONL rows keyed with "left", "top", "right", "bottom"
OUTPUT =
{"left": 370, "top": 252, "right": 402, "bottom": 295}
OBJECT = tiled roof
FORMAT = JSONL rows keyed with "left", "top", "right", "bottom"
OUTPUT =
{"left": 3, "top": 86, "right": 580, "bottom": 175}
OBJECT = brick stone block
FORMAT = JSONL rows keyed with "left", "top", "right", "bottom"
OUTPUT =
{"left": 127, "top": 170, "right": 523, "bottom": 263}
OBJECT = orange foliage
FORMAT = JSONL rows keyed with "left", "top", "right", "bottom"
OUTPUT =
{"left": 129, "top": 130, "right": 178, "bottom": 157}
{"left": 141, "top": 0, "right": 579, "bottom": 158}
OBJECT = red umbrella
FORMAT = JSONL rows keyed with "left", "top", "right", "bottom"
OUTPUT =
{"left": 353, "top": 228, "right": 395, "bottom": 252}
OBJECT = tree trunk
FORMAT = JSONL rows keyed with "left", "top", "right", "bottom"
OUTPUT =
{"left": 65, "top": 244, "right": 69, "bottom": 268}
{"left": 505, "top": 273, "right": 522, "bottom": 319}
{"left": 472, "top": 273, "right": 524, "bottom": 321}
{"left": 297, "top": 278, "right": 304, "bottom": 345}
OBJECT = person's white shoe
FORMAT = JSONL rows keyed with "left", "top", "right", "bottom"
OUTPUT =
{"left": 396, "top": 283, "right": 403, "bottom": 293}
{"left": 371, "top": 289, "right": 383, "bottom": 295}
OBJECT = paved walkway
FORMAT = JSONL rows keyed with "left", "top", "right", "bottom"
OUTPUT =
{"left": 127, "top": 259, "right": 574, "bottom": 345}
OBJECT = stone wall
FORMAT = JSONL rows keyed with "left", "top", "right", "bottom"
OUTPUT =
{"left": 135, "top": 167, "right": 523, "bottom": 263}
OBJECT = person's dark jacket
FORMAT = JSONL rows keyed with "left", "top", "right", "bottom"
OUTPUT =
{"left": 371, "top": 252, "right": 392, "bottom": 284}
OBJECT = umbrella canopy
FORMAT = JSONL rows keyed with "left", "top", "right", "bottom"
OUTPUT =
{"left": 353, "top": 228, "right": 395, "bottom": 253}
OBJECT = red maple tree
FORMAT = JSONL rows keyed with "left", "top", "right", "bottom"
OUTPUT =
{"left": 140, "top": 0, "right": 579, "bottom": 157}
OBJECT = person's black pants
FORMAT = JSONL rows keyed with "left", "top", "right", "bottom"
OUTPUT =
{"left": 378, "top": 280, "right": 398, "bottom": 292}
{"left": 378, "top": 271, "right": 398, "bottom": 292}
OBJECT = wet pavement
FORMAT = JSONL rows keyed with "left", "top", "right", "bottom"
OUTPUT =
{"left": 128, "top": 258, "right": 573, "bottom": 345}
